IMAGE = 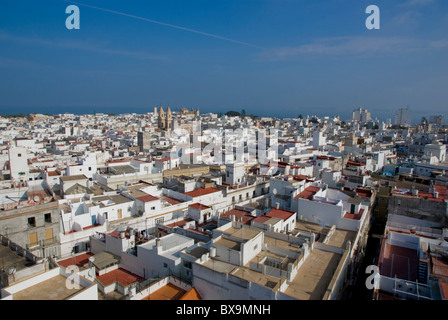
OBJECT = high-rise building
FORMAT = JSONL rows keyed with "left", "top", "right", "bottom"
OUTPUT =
{"left": 395, "top": 107, "right": 412, "bottom": 127}
{"left": 429, "top": 115, "right": 445, "bottom": 126}
{"left": 351, "top": 107, "right": 371, "bottom": 123}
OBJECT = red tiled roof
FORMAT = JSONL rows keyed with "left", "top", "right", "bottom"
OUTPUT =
{"left": 356, "top": 188, "right": 372, "bottom": 198}
{"left": 431, "top": 254, "right": 448, "bottom": 278}
{"left": 439, "top": 280, "right": 448, "bottom": 300}
{"left": 252, "top": 215, "right": 272, "bottom": 224}
{"left": 189, "top": 203, "right": 210, "bottom": 210}
{"left": 156, "top": 157, "right": 171, "bottom": 162}
{"left": 136, "top": 194, "right": 159, "bottom": 203}
{"left": 347, "top": 160, "right": 365, "bottom": 167}
{"left": 107, "top": 230, "right": 129, "bottom": 239}
{"left": 378, "top": 239, "right": 418, "bottom": 281}
{"left": 184, "top": 187, "right": 221, "bottom": 198}
{"left": 57, "top": 252, "right": 94, "bottom": 268}
{"left": 295, "top": 186, "right": 320, "bottom": 199}
{"left": 166, "top": 218, "right": 194, "bottom": 228}
{"left": 292, "top": 174, "right": 310, "bottom": 182}
{"left": 316, "top": 155, "right": 335, "bottom": 160}
{"left": 97, "top": 268, "right": 144, "bottom": 287}
{"left": 143, "top": 283, "right": 186, "bottom": 300}
{"left": 180, "top": 287, "right": 202, "bottom": 300}
{"left": 221, "top": 208, "right": 254, "bottom": 225}
{"left": 267, "top": 208, "right": 296, "bottom": 221}
{"left": 343, "top": 208, "right": 364, "bottom": 220}
{"left": 160, "top": 195, "right": 183, "bottom": 205}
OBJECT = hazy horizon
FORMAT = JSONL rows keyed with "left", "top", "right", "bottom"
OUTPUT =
{"left": 1, "top": 1, "right": 447, "bottom": 123}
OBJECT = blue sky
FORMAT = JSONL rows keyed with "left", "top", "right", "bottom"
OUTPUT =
{"left": 0, "top": 0, "right": 447, "bottom": 121}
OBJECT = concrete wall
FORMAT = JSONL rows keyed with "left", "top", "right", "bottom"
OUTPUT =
{"left": 388, "top": 195, "right": 448, "bottom": 226}
{"left": 322, "top": 250, "right": 350, "bottom": 300}
{"left": 192, "top": 261, "right": 280, "bottom": 300}
{"left": 1, "top": 267, "right": 97, "bottom": 300}
{"left": 129, "top": 276, "right": 192, "bottom": 300}
{"left": 0, "top": 202, "right": 60, "bottom": 257}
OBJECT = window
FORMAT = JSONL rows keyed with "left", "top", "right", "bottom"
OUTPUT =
{"left": 155, "top": 217, "right": 164, "bottom": 224}
{"left": 28, "top": 232, "right": 38, "bottom": 247}
{"left": 104, "top": 212, "right": 108, "bottom": 220}
{"left": 28, "top": 217, "right": 36, "bottom": 227}
{"left": 44, "top": 213, "right": 52, "bottom": 223}
{"left": 88, "top": 167, "right": 92, "bottom": 171}
{"left": 151, "top": 206, "right": 156, "bottom": 210}
{"left": 163, "top": 263, "right": 168, "bottom": 268}
{"left": 45, "top": 228, "right": 54, "bottom": 243}
{"left": 18, "top": 153, "right": 22, "bottom": 157}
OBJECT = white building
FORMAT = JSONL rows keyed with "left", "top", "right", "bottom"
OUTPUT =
{"left": 225, "top": 162, "right": 246, "bottom": 186}
{"left": 8, "top": 147, "right": 29, "bottom": 182}
{"left": 351, "top": 107, "right": 371, "bottom": 123}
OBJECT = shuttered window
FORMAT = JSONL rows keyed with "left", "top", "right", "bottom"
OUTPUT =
{"left": 28, "top": 232, "right": 38, "bottom": 247}
{"left": 45, "top": 228, "right": 54, "bottom": 243}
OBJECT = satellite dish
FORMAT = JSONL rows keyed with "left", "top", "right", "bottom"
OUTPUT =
{"left": 34, "top": 196, "right": 40, "bottom": 202}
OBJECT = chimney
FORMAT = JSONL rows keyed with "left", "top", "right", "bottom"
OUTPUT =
{"left": 275, "top": 202, "right": 280, "bottom": 210}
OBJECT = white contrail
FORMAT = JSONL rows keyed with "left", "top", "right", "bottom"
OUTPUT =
{"left": 65, "top": 0, "right": 263, "bottom": 49}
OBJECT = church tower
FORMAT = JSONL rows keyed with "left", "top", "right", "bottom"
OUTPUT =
{"left": 158, "top": 106, "right": 166, "bottom": 129}
{"left": 166, "top": 106, "right": 172, "bottom": 131}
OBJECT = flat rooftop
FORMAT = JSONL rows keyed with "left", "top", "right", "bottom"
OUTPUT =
{"left": 293, "top": 220, "right": 327, "bottom": 235}
{"left": 221, "top": 226, "right": 262, "bottom": 241}
{"left": 201, "top": 257, "right": 282, "bottom": 290}
{"left": 214, "top": 237, "right": 241, "bottom": 251}
{"left": 326, "top": 229, "right": 357, "bottom": 249}
{"left": 11, "top": 275, "right": 86, "bottom": 300}
{"left": 0, "top": 245, "right": 35, "bottom": 274}
{"left": 231, "top": 266, "right": 282, "bottom": 289}
{"left": 97, "top": 268, "right": 144, "bottom": 287}
{"left": 283, "top": 248, "right": 341, "bottom": 300}
{"left": 60, "top": 175, "right": 88, "bottom": 182}
{"left": 57, "top": 252, "right": 94, "bottom": 270}
{"left": 378, "top": 241, "right": 418, "bottom": 281}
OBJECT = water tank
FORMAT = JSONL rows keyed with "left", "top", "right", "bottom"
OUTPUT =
{"left": 210, "top": 247, "right": 217, "bottom": 257}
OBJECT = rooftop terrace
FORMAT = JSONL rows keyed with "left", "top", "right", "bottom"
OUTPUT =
{"left": 283, "top": 248, "right": 341, "bottom": 300}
